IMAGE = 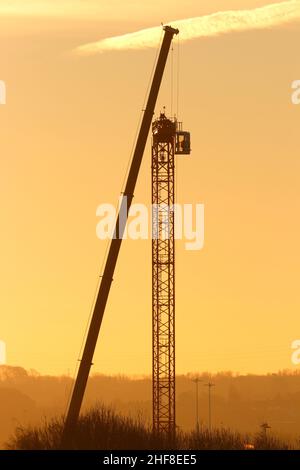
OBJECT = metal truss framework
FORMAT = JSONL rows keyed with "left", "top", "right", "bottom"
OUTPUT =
{"left": 152, "top": 114, "right": 175, "bottom": 437}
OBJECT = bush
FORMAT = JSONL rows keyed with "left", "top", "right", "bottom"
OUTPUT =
{"left": 7, "top": 404, "right": 291, "bottom": 450}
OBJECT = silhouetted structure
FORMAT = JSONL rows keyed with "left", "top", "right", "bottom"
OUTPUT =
{"left": 260, "top": 422, "right": 271, "bottom": 438}
{"left": 192, "top": 377, "right": 202, "bottom": 433}
{"left": 205, "top": 382, "right": 215, "bottom": 431}
{"left": 152, "top": 113, "right": 176, "bottom": 437}
{"left": 152, "top": 113, "right": 190, "bottom": 438}
{"left": 61, "top": 25, "right": 179, "bottom": 448}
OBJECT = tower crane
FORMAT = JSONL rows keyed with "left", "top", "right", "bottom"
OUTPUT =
{"left": 61, "top": 25, "right": 180, "bottom": 448}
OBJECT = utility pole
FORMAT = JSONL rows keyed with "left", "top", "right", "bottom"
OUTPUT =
{"left": 205, "top": 382, "right": 215, "bottom": 431}
{"left": 260, "top": 422, "right": 271, "bottom": 439}
{"left": 192, "top": 377, "right": 202, "bottom": 434}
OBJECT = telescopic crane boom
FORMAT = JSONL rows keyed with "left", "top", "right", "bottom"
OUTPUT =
{"left": 61, "top": 25, "right": 179, "bottom": 448}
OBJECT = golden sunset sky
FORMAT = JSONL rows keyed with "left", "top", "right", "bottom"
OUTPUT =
{"left": 0, "top": 0, "right": 300, "bottom": 376}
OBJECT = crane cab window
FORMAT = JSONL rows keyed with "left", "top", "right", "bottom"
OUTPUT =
{"left": 175, "top": 131, "right": 191, "bottom": 155}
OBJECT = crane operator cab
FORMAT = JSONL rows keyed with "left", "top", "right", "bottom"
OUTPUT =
{"left": 152, "top": 113, "right": 191, "bottom": 155}
{"left": 175, "top": 121, "right": 191, "bottom": 155}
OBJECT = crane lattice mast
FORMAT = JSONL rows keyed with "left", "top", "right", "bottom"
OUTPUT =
{"left": 152, "top": 114, "right": 190, "bottom": 437}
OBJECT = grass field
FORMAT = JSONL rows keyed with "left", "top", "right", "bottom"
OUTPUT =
{"left": 7, "top": 405, "right": 291, "bottom": 450}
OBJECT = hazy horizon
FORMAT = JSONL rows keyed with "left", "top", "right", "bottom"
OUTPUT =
{"left": 2, "top": 364, "right": 300, "bottom": 449}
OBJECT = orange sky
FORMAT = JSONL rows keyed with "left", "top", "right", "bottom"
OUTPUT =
{"left": 0, "top": 0, "right": 300, "bottom": 376}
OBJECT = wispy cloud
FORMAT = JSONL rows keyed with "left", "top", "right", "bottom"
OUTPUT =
{"left": 76, "top": 0, "right": 300, "bottom": 55}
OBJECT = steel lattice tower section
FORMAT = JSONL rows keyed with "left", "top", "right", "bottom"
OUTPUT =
{"left": 152, "top": 113, "right": 176, "bottom": 437}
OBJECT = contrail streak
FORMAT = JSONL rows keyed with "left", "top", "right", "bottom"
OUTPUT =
{"left": 76, "top": 0, "right": 300, "bottom": 54}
